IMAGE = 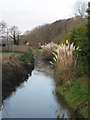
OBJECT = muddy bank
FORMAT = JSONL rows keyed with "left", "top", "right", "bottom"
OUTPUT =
{"left": 2, "top": 62, "right": 34, "bottom": 101}
{"left": 2, "top": 52, "right": 34, "bottom": 101}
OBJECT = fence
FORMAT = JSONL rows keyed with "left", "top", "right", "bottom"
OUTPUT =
{"left": 1, "top": 45, "right": 31, "bottom": 52}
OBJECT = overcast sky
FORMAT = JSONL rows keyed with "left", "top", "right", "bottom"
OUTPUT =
{"left": 0, "top": 0, "right": 89, "bottom": 33}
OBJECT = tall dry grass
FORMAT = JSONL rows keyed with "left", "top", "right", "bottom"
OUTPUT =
{"left": 52, "top": 40, "right": 79, "bottom": 85}
{"left": 41, "top": 42, "right": 57, "bottom": 51}
{"left": 41, "top": 42, "right": 57, "bottom": 61}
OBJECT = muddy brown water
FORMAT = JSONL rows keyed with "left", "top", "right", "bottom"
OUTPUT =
{"left": 2, "top": 61, "right": 75, "bottom": 118}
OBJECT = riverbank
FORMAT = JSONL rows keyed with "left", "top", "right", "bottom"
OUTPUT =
{"left": 56, "top": 75, "right": 88, "bottom": 118}
{"left": 2, "top": 52, "right": 34, "bottom": 100}
{"left": 33, "top": 48, "right": 88, "bottom": 118}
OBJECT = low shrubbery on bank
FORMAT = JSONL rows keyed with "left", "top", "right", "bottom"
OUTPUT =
{"left": 2, "top": 52, "right": 34, "bottom": 100}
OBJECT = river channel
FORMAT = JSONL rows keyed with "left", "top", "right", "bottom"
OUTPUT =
{"left": 2, "top": 61, "right": 74, "bottom": 118}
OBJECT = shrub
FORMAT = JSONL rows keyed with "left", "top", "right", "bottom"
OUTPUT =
{"left": 19, "top": 52, "right": 34, "bottom": 65}
{"left": 59, "top": 34, "right": 70, "bottom": 45}
{"left": 69, "top": 23, "right": 88, "bottom": 75}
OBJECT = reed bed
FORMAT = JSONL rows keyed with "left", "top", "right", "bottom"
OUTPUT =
{"left": 41, "top": 42, "right": 57, "bottom": 51}
{"left": 52, "top": 40, "right": 80, "bottom": 85}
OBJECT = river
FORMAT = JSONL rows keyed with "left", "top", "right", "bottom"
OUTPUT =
{"left": 2, "top": 61, "right": 74, "bottom": 118}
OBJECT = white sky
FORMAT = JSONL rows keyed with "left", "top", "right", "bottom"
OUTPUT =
{"left": 0, "top": 0, "right": 89, "bottom": 33}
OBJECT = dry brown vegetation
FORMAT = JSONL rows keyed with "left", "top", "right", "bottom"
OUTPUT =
{"left": 41, "top": 42, "right": 57, "bottom": 51}
{"left": 52, "top": 40, "right": 79, "bottom": 85}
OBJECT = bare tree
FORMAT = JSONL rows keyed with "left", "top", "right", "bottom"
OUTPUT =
{"left": 0, "top": 21, "right": 7, "bottom": 37}
{"left": 73, "top": 0, "right": 87, "bottom": 18}
{"left": 9, "top": 26, "right": 20, "bottom": 45}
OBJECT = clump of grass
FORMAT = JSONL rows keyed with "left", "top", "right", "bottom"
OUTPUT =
{"left": 52, "top": 40, "right": 80, "bottom": 85}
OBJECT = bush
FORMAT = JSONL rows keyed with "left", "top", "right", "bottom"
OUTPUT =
{"left": 69, "top": 23, "right": 88, "bottom": 75}
{"left": 19, "top": 52, "right": 34, "bottom": 65}
{"left": 59, "top": 34, "right": 70, "bottom": 45}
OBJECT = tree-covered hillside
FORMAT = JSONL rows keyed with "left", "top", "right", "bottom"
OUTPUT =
{"left": 19, "top": 16, "right": 86, "bottom": 47}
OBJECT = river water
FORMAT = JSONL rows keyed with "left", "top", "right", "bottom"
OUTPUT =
{"left": 2, "top": 61, "right": 74, "bottom": 118}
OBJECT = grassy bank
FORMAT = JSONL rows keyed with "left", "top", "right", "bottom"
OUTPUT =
{"left": 56, "top": 76, "right": 88, "bottom": 118}
{"left": 2, "top": 52, "right": 34, "bottom": 100}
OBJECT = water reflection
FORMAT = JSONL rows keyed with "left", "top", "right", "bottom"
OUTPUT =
{"left": 2, "top": 62, "right": 73, "bottom": 118}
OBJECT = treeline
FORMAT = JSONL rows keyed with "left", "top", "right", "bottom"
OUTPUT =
{"left": 0, "top": 22, "right": 20, "bottom": 45}
{"left": 19, "top": 16, "right": 86, "bottom": 47}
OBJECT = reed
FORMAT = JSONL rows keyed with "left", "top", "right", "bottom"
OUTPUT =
{"left": 41, "top": 42, "right": 57, "bottom": 51}
{"left": 52, "top": 40, "right": 79, "bottom": 84}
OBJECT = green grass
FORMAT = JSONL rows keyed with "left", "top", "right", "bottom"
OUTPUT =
{"left": 2, "top": 52, "right": 23, "bottom": 56}
{"left": 56, "top": 76, "right": 88, "bottom": 118}
{"left": 32, "top": 48, "right": 40, "bottom": 53}
{"left": 81, "top": 107, "right": 88, "bottom": 118}
{"left": 32, "top": 48, "right": 43, "bottom": 55}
